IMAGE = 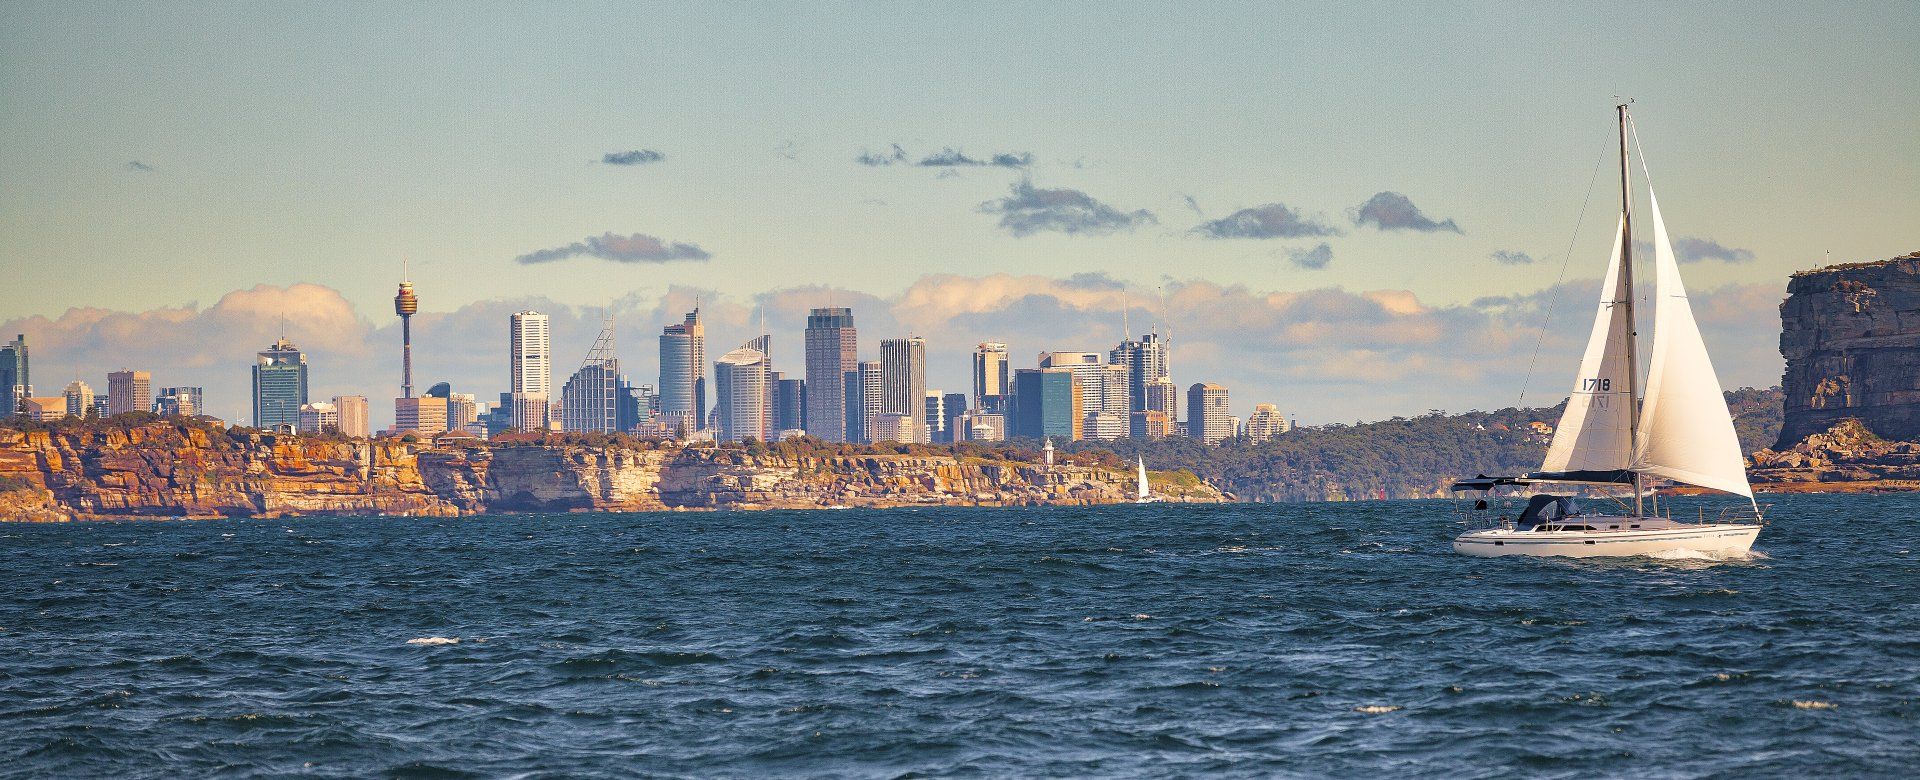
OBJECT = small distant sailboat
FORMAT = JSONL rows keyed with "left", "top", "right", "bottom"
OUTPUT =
{"left": 1135, "top": 456, "right": 1157, "bottom": 504}
{"left": 1451, "top": 104, "right": 1762, "bottom": 558}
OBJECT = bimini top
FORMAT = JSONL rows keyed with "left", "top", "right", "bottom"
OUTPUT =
{"left": 1449, "top": 470, "right": 1636, "bottom": 492}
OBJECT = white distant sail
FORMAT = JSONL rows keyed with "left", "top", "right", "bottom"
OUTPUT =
{"left": 1631, "top": 190, "right": 1753, "bottom": 497}
{"left": 1541, "top": 217, "right": 1636, "bottom": 474}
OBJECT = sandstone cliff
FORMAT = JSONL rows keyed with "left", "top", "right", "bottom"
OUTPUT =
{"left": 1776, "top": 250, "right": 1920, "bottom": 447}
{"left": 1746, "top": 418, "right": 1920, "bottom": 492}
{"left": 0, "top": 422, "right": 1222, "bottom": 521}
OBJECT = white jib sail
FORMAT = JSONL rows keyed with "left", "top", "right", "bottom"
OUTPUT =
{"left": 1541, "top": 217, "right": 1637, "bottom": 473}
{"left": 1137, "top": 457, "right": 1150, "bottom": 499}
{"left": 1632, "top": 190, "right": 1753, "bottom": 497}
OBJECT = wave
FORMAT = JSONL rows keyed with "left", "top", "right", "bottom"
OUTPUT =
{"left": 406, "top": 637, "right": 460, "bottom": 646}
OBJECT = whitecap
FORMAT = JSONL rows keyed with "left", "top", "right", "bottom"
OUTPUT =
{"left": 406, "top": 636, "right": 460, "bottom": 646}
{"left": 1354, "top": 705, "right": 1402, "bottom": 714}
{"left": 1791, "top": 699, "right": 1837, "bottom": 710}
{"left": 1132, "top": 614, "right": 1152, "bottom": 620}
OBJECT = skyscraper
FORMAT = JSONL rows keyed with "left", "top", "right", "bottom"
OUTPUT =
{"left": 509, "top": 311, "right": 552, "bottom": 430}
{"left": 1247, "top": 403, "right": 1289, "bottom": 443}
{"left": 923, "top": 391, "right": 945, "bottom": 443}
{"left": 561, "top": 319, "right": 620, "bottom": 434}
{"left": 1012, "top": 368, "right": 1080, "bottom": 440}
{"left": 0, "top": 334, "right": 26, "bottom": 418}
{"left": 774, "top": 374, "right": 807, "bottom": 434}
{"left": 848, "top": 360, "right": 883, "bottom": 443}
{"left": 804, "top": 307, "right": 858, "bottom": 441}
{"left": 659, "top": 308, "right": 706, "bottom": 434}
{"left": 1111, "top": 332, "right": 1168, "bottom": 414}
{"left": 333, "top": 395, "right": 370, "bottom": 438}
{"left": 941, "top": 392, "right": 968, "bottom": 444}
{"left": 394, "top": 276, "right": 419, "bottom": 399}
{"left": 881, "top": 336, "right": 928, "bottom": 443}
{"left": 298, "top": 402, "right": 340, "bottom": 434}
{"left": 63, "top": 381, "right": 93, "bottom": 419}
{"left": 1038, "top": 351, "right": 1107, "bottom": 423}
{"left": 106, "top": 369, "right": 152, "bottom": 417}
{"left": 972, "top": 341, "right": 1009, "bottom": 413}
{"left": 251, "top": 338, "right": 307, "bottom": 431}
{"left": 714, "top": 344, "right": 772, "bottom": 442}
{"left": 155, "top": 386, "right": 202, "bottom": 417}
{"left": 1144, "top": 378, "right": 1179, "bottom": 427}
{"left": 1187, "top": 383, "right": 1232, "bottom": 445}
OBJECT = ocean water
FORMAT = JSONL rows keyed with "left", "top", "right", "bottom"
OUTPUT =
{"left": 1, "top": 494, "right": 1916, "bottom": 778}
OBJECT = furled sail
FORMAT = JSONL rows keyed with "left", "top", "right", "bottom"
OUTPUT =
{"left": 1541, "top": 217, "right": 1637, "bottom": 473}
{"left": 1631, "top": 191, "right": 1753, "bottom": 497}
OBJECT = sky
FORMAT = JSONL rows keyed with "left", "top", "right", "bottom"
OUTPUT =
{"left": 2, "top": 1, "right": 1916, "bottom": 429}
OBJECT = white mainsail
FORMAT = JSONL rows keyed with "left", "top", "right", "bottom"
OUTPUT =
{"left": 1631, "top": 190, "right": 1753, "bottom": 497}
{"left": 1541, "top": 217, "right": 1637, "bottom": 474}
{"left": 1136, "top": 457, "right": 1150, "bottom": 501}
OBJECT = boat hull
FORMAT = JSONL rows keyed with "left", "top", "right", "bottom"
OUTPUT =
{"left": 1453, "top": 523, "right": 1759, "bottom": 558}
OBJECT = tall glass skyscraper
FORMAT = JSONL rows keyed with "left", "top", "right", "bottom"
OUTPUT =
{"left": 714, "top": 344, "right": 772, "bottom": 443}
{"left": 972, "top": 341, "right": 1008, "bottom": 414}
{"left": 1012, "top": 368, "right": 1080, "bottom": 440}
{"left": 251, "top": 338, "right": 308, "bottom": 430}
{"left": 0, "top": 334, "right": 26, "bottom": 418}
{"left": 804, "top": 307, "right": 857, "bottom": 442}
{"left": 508, "top": 311, "right": 552, "bottom": 430}
{"left": 881, "top": 336, "right": 927, "bottom": 443}
{"left": 659, "top": 308, "right": 706, "bottom": 434}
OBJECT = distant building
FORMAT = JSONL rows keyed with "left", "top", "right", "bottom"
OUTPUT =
{"left": 394, "top": 277, "right": 420, "bottom": 399}
{"left": 1083, "top": 411, "right": 1126, "bottom": 441}
{"left": 1012, "top": 367, "right": 1080, "bottom": 440}
{"left": 881, "top": 337, "right": 928, "bottom": 443}
{"left": 62, "top": 381, "right": 93, "bottom": 419}
{"left": 0, "top": 334, "right": 27, "bottom": 418}
{"left": 957, "top": 410, "right": 1005, "bottom": 442}
{"left": 1110, "top": 332, "right": 1169, "bottom": 414}
{"left": 869, "top": 413, "right": 916, "bottom": 444}
{"left": 1098, "top": 363, "right": 1131, "bottom": 421}
{"left": 561, "top": 357, "right": 621, "bottom": 434}
{"left": 333, "top": 395, "right": 370, "bottom": 438}
{"left": 973, "top": 341, "right": 1010, "bottom": 414}
{"left": 1186, "top": 383, "right": 1232, "bottom": 445}
{"left": 1130, "top": 409, "right": 1173, "bottom": 439}
{"left": 804, "top": 307, "right": 858, "bottom": 441}
{"left": 617, "top": 378, "right": 657, "bottom": 434}
{"left": 941, "top": 392, "right": 968, "bottom": 444}
{"left": 448, "top": 393, "right": 478, "bottom": 431}
{"left": 924, "top": 391, "right": 946, "bottom": 443}
{"left": 1143, "top": 378, "right": 1179, "bottom": 430}
{"left": 91, "top": 397, "right": 109, "bottom": 419}
{"left": 108, "top": 369, "right": 152, "bottom": 417}
{"left": 848, "top": 360, "right": 884, "bottom": 443}
{"left": 251, "top": 338, "right": 307, "bottom": 431}
{"left": 509, "top": 311, "right": 552, "bottom": 431}
{"left": 298, "top": 402, "right": 340, "bottom": 433}
{"left": 155, "top": 386, "right": 202, "bottom": 417}
{"left": 1247, "top": 404, "right": 1289, "bottom": 443}
{"left": 395, "top": 395, "right": 449, "bottom": 436}
{"left": 774, "top": 375, "right": 807, "bottom": 434}
{"left": 714, "top": 344, "right": 772, "bottom": 443}
{"left": 658, "top": 308, "right": 706, "bottom": 434}
{"left": 1038, "top": 352, "right": 1107, "bottom": 425}
{"left": 21, "top": 396, "right": 64, "bottom": 421}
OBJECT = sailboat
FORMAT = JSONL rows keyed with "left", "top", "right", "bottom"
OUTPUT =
{"left": 1450, "top": 104, "right": 1762, "bottom": 558}
{"left": 1134, "top": 456, "right": 1157, "bottom": 504}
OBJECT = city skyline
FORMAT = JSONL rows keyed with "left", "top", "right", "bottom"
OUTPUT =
{"left": 4, "top": 3, "right": 1915, "bottom": 428}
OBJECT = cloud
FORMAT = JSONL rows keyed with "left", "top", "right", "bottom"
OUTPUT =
{"left": 1180, "top": 194, "right": 1205, "bottom": 218}
{"left": 1061, "top": 272, "right": 1127, "bottom": 291}
{"left": 1672, "top": 236, "right": 1756, "bottom": 263}
{"left": 978, "top": 181, "right": 1156, "bottom": 237}
{"left": 916, "top": 148, "right": 1034, "bottom": 168}
{"left": 1287, "top": 243, "right": 1334, "bottom": 269}
{"left": 1350, "top": 192, "right": 1462, "bottom": 233}
{"left": 127, "top": 161, "right": 154, "bottom": 172}
{"left": 1193, "top": 203, "right": 1342, "bottom": 239}
{"left": 514, "top": 233, "right": 711, "bottom": 265}
{"left": 1489, "top": 250, "right": 1536, "bottom": 265}
{"left": 856, "top": 144, "right": 908, "bottom": 166}
{"left": 1632, "top": 236, "right": 1758, "bottom": 263}
{"left": 601, "top": 150, "right": 665, "bottom": 166}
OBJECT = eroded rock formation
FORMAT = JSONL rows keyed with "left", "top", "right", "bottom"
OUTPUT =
{"left": 1776, "top": 250, "right": 1920, "bottom": 447}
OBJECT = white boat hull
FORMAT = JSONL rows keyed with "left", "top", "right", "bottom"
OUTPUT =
{"left": 1454, "top": 522, "right": 1760, "bottom": 558}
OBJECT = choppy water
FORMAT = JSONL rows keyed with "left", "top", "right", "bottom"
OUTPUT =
{"left": 2, "top": 494, "right": 1916, "bottom": 778}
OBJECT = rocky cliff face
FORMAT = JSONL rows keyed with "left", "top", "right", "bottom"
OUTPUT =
{"left": 1748, "top": 418, "right": 1920, "bottom": 491}
{"left": 1776, "top": 250, "right": 1920, "bottom": 448}
{"left": 0, "top": 422, "right": 1222, "bottom": 521}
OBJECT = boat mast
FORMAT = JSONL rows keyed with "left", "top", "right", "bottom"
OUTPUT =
{"left": 1618, "top": 102, "right": 1644, "bottom": 518}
